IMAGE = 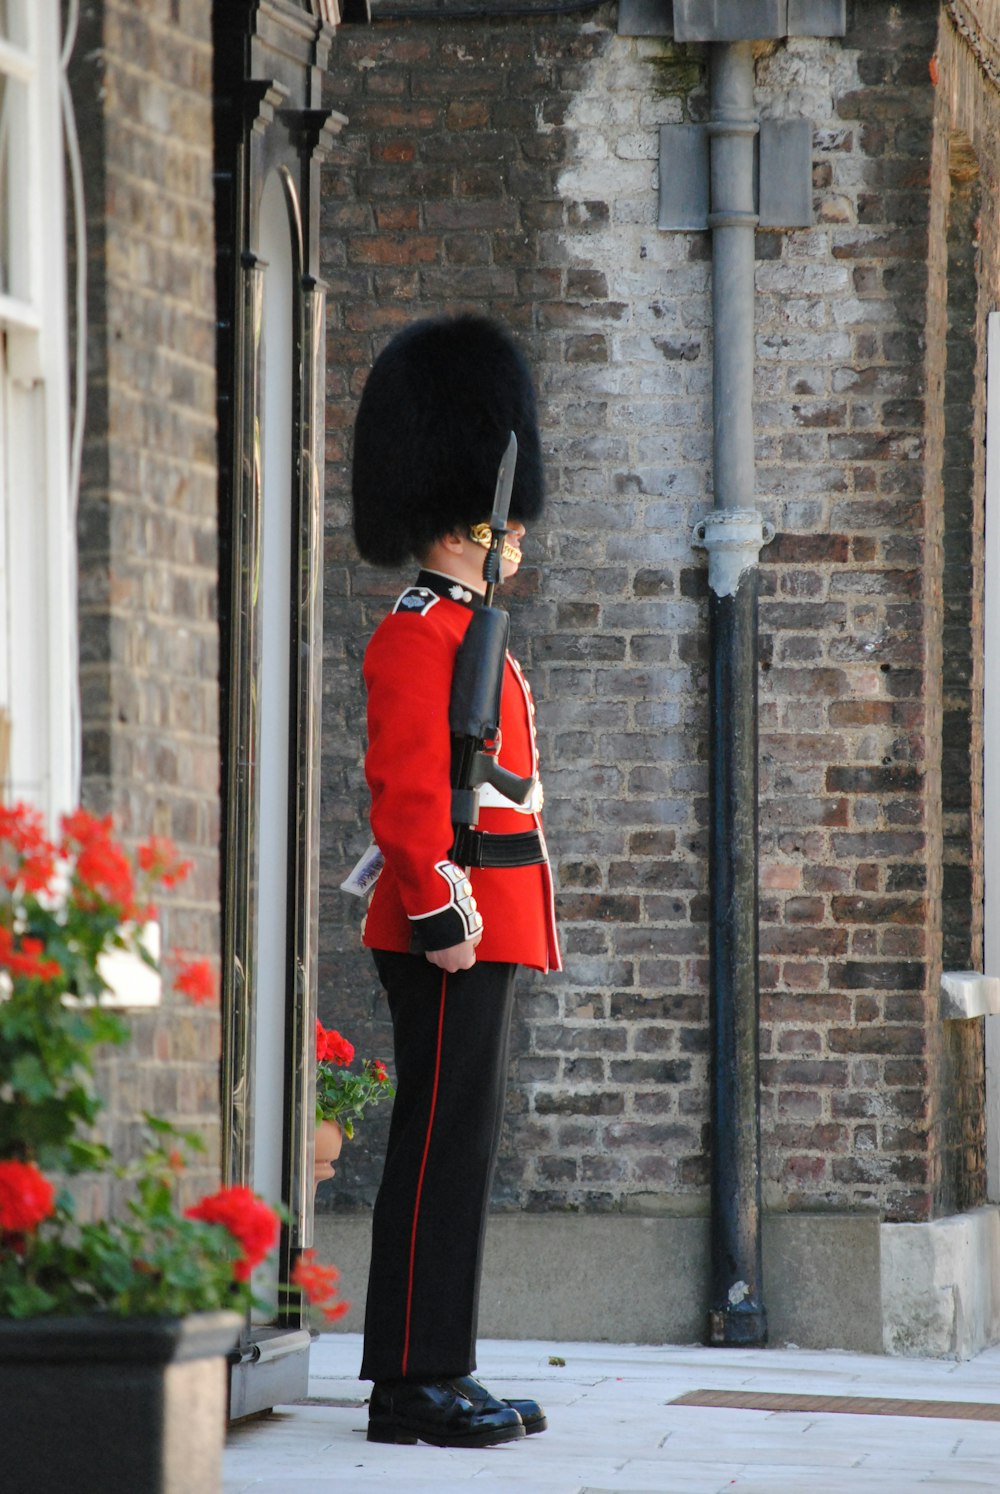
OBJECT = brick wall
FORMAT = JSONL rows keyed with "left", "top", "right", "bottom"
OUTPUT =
{"left": 318, "top": 0, "right": 985, "bottom": 1224}
{"left": 923, "top": 0, "right": 1000, "bottom": 1216}
{"left": 753, "top": 3, "right": 941, "bottom": 1220}
{"left": 68, "top": 0, "right": 221, "bottom": 1208}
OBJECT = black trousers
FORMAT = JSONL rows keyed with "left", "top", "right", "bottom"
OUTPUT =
{"left": 360, "top": 951, "right": 516, "bottom": 1383}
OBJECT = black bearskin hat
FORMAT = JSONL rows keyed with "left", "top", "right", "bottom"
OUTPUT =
{"left": 351, "top": 314, "right": 545, "bottom": 567}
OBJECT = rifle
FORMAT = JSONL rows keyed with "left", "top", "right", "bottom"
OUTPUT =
{"left": 449, "top": 431, "right": 543, "bottom": 870}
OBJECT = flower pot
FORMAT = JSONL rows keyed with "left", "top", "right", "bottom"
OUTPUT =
{"left": 313, "top": 1117, "right": 344, "bottom": 1192}
{"left": 0, "top": 1310, "right": 241, "bottom": 1494}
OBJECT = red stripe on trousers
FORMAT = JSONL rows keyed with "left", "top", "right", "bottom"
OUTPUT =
{"left": 400, "top": 969, "right": 447, "bottom": 1379}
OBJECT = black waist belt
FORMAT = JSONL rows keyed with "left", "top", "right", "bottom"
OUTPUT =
{"left": 452, "top": 827, "right": 545, "bottom": 869}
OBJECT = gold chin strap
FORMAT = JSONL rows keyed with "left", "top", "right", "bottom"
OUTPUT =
{"left": 469, "top": 523, "right": 522, "bottom": 564}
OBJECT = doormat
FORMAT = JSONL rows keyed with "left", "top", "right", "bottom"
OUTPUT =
{"left": 669, "top": 1389, "right": 1000, "bottom": 1421}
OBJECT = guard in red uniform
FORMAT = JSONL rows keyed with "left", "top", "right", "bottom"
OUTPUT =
{"left": 350, "top": 315, "right": 561, "bottom": 1449}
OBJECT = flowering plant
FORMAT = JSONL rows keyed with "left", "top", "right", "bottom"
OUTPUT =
{"left": 0, "top": 802, "right": 345, "bottom": 1324}
{"left": 315, "top": 1020, "right": 394, "bottom": 1139}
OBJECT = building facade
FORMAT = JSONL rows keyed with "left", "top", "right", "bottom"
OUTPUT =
{"left": 3, "top": 0, "right": 339, "bottom": 1414}
{"left": 4, "top": 0, "right": 1000, "bottom": 1369}
{"left": 315, "top": 0, "right": 1000, "bottom": 1357}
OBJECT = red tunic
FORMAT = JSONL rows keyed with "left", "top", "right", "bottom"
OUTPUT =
{"left": 361, "top": 572, "right": 561, "bottom": 974}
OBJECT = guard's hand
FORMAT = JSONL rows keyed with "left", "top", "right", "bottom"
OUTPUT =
{"left": 425, "top": 931, "right": 482, "bottom": 972}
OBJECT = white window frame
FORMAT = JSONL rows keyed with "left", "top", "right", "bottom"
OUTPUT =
{"left": 0, "top": 5, "right": 159, "bottom": 1011}
{"left": 0, "top": 0, "right": 77, "bottom": 830}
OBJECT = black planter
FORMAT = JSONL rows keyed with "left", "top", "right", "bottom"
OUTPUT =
{"left": 0, "top": 1311, "right": 241, "bottom": 1494}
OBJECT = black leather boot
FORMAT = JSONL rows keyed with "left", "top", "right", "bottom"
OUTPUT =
{"left": 450, "top": 1374, "right": 549, "bottom": 1435}
{"left": 367, "top": 1379, "right": 526, "bottom": 1448}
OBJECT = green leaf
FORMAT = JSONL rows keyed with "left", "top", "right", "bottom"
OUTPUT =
{"left": 9, "top": 1054, "right": 55, "bottom": 1102}
{"left": 65, "top": 1138, "right": 113, "bottom": 1171}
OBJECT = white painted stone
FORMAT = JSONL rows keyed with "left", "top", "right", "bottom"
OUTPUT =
{"left": 940, "top": 970, "right": 1000, "bottom": 1020}
{"left": 881, "top": 1206, "right": 1000, "bottom": 1360}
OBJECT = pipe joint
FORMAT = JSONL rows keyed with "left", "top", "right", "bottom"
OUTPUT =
{"left": 708, "top": 211, "right": 759, "bottom": 230}
{"left": 692, "top": 507, "right": 775, "bottom": 598}
{"left": 705, "top": 119, "right": 758, "bottom": 139}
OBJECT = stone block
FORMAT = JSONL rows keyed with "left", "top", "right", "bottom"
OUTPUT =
{"left": 315, "top": 1209, "right": 904, "bottom": 1356}
{"left": 940, "top": 972, "right": 1000, "bottom": 1021}
{"left": 881, "top": 1208, "right": 1000, "bottom": 1359}
{"left": 762, "top": 1212, "right": 882, "bottom": 1351}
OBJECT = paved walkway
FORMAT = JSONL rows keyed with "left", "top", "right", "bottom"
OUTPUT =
{"left": 223, "top": 1332, "right": 1000, "bottom": 1492}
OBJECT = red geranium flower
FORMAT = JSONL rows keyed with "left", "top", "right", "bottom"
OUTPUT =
{"left": 316, "top": 1022, "right": 354, "bottom": 1068}
{"left": 75, "top": 836, "right": 135, "bottom": 912}
{"left": 15, "top": 853, "right": 57, "bottom": 895}
{"left": 0, "top": 802, "right": 57, "bottom": 895}
{"left": 368, "top": 1060, "right": 389, "bottom": 1085}
{"left": 0, "top": 927, "right": 62, "bottom": 983}
{"left": 321, "top": 1302, "right": 349, "bottom": 1323}
{"left": 329, "top": 1032, "right": 354, "bottom": 1067}
{"left": 60, "top": 807, "right": 114, "bottom": 849}
{"left": 185, "top": 1186, "right": 279, "bottom": 1281}
{"left": 137, "top": 836, "right": 193, "bottom": 888}
{"left": 0, "top": 802, "right": 50, "bottom": 852}
{"left": 174, "top": 958, "right": 218, "bottom": 1006}
{"left": 291, "top": 1248, "right": 350, "bottom": 1323}
{"left": 0, "top": 1159, "right": 56, "bottom": 1234}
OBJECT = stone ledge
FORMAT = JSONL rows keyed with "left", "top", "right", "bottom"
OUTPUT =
{"left": 314, "top": 1210, "right": 882, "bottom": 1353}
{"left": 317, "top": 1206, "right": 1000, "bottom": 1360}
{"left": 940, "top": 970, "right": 1000, "bottom": 1020}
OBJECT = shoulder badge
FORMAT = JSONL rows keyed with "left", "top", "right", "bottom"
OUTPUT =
{"left": 392, "top": 586, "right": 439, "bottom": 617}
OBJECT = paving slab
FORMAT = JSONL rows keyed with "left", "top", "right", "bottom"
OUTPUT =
{"left": 223, "top": 1333, "right": 1000, "bottom": 1493}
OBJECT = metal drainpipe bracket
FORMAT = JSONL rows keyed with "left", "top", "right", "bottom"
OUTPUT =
{"left": 692, "top": 508, "right": 775, "bottom": 597}
{"left": 659, "top": 118, "right": 814, "bottom": 231}
{"left": 618, "top": 1, "right": 847, "bottom": 39}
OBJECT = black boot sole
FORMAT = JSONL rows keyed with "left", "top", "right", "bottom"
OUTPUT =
{"left": 367, "top": 1417, "right": 526, "bottom": 1448}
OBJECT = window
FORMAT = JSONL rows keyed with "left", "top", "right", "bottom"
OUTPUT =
{"left": 0, "top": 0, "right": 76, "bottom": 828}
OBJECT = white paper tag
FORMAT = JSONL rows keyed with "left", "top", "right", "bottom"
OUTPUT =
{"left": 340, "top": 843, "right": 385, "bottom": 898}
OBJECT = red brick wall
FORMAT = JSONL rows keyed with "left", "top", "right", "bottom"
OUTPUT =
{"left": 318, "top": 0, "right": 986, "bottom": 1224}
{"left": 921, "top": 0, "right": 1000, "bottom": 1216}
{"left": 69, "top": 0, "right": 221, "bottom": 1208}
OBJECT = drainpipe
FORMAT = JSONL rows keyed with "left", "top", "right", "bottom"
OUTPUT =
{"left": 694, "top": 40, "right": 771, "bottom": 1349}
{"left": 623, "top": 0, "right": 846, "bottom": 1353}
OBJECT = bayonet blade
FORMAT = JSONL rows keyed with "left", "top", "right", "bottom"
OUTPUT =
{"left": 489, "top": 430, "right": 518, "bottom": 535}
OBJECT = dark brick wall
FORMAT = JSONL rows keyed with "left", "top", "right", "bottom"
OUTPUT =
{"left": 940, "top": 160, "right": 981, "bottom": 976}
{"left": 68, "top": 0, "right": 221, "bottom": 1210}
{"left": 318, "top": 4, "right": 639, "bottom": 1213}
{"left": 936, "top": 155, "right": 985, "bottom": 1217}
{"left": 316, "top": 0, "right": 986, "bottom": 1224}
{"left": 921, "top": 0, "right": 1000, "bottom": 1217}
